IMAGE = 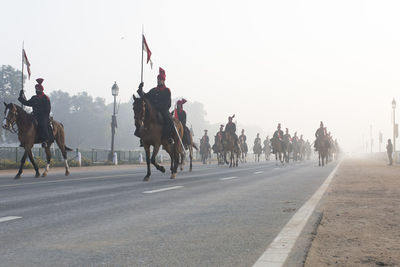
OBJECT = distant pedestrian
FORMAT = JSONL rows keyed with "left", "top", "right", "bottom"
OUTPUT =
{"left": 386, "top": 139, "right": 393, "bottom": 165}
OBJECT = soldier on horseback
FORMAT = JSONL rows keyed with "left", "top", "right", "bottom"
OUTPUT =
{"left": 314, "top": 121, "right": 325, "bottom": 150}
{"left": 225, "top": 115, "right": 239, "bottom": 147}
{"left": 137, "top": 67, "right": 174, "bottom": 144}
{"left": 239, "top": 129, "right": 247, "bottom": 144}
{"left": 283, "top": 128, "right": 292, "bottom": 143}
{"left": 201, "top": 130, "right": 210, "bottom": 147}
{"left": 18, "top": 78, "right": 54, "bottom": 148}
{"left": 254, "top": 133, "right": 261, "bottom": 147}
{"left": 174, "top": 98, "right": 190, "bottom": 149}
{"left": 273, "top": 123, "right": 284, "bottom": 140}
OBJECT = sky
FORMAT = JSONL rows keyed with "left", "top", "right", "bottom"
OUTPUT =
{"left": 2, "top": 0, "right": 400, "bottom": 153}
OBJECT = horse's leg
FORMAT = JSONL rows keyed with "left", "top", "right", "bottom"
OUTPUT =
{"left": 318, "top": 152, "right": 321, "bottom": 166}
{"left": 143, "top": 144, "right": 152, "bottom": 181}
{"left": 42, "top": 146, "right": 52, "bottom": 177}
{"left": 189, "top": 145, "right": 193, "bottom": 172}
{"left": 27, "top": 149, "right": 40, "bottom": 178}
{"left": 15, "top": 150, "right": 28, "bottom": 179}
{"left": 62, "top": 146, "right": 70, "bottom": 176}
{"left": 150, "top": 144, "right": 166, "bottom": 174}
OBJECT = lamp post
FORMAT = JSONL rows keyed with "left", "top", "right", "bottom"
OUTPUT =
{"left": 392, "top": 98, "right": 396, "bottom": 161}
{"left": 110, "top": 82, "right": 119, "bottom": 161}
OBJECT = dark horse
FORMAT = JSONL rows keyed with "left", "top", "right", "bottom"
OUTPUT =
{"left": 179, "top": 131, "right": 198, "bottom": 172}
{"left": 3, "top": 103, "right": 72, "bottom": 179}
{"left": 223, "top": 132, "right": 239, "bottom": 167}
{"left": 316, "top": 136, "right": 330, "bottom": 166}
{"left": 212, "top": 133, "right": 225, "bottom": 165}
{"left": 271, "top": 137, "right": 285, "bottom": 164}
{"left": 199, "top": 137, "right": 210, "bottom": 164}
{"left": 133, "top": 96, "right": 184, "bottom": 181}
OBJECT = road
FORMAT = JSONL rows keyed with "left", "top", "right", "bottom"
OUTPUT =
{"left": 0, "top": 160, "right": 337, "bottom": 267}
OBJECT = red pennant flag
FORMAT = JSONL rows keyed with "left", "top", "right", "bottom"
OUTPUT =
{"left": 174, "top": 108, "right": 179, "bottom": 119}
{"left": 142, "top": 35, "right": 153, "bottom": 68}
{"left": 22, "top": 49, "right": 31, "bottom": 79}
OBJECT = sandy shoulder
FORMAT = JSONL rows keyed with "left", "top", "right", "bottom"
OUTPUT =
{"left": 305, "top": 158, "right": 400, "bottom": 267}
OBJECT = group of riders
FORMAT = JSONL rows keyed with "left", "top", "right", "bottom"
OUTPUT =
{"left": 5, "top": 67, "right": 340, "bottom": 180}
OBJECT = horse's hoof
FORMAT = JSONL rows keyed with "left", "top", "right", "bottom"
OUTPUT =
{"left": 35, "top": 173, "right": 40, "bottom": 178}
{"left": 170, "top": 173, "right": 176, "bottom": 179}
{"left": 160, "top": 166, "right": 166, "bottom": 173}
{"left": 65, "top": 171, "right": 70, "bottom": 176}
{"left": 14, "top": 174, "right": 21, "bottom": 180}
{"left": 42, "top": 172, "right": 47, "bottom": 177}
{"left": 143, "top": 176, "right": 150, "bottom": 181}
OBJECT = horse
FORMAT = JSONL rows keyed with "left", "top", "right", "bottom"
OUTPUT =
{"left": 316, "top": 136, "right": 330, "bottom": 166}
{"left": 199, "top": 138, "right": 210, "bottom": 164}
{"left": 179, "top": 131, "right": 198, "bottom": 171}
{"left": 2, "top": 103, "right": 72, "bottom": 179}
{"left": 292, "top": 139, "right": 300, "bottom": 162}
{"left": 283, "top": 139, "right": 292, "bottom": 163}
{"left": 239, "top": 136, "right": 248, "bottom": 163}
{"left": 253, "top": 141, "right": 262, "bottom": 162}
{"left": 132, "top": 96, "right": 184, "bottom": 181}
{"left": 223, "top": 132, "right": 239, "bottom": 167}
{"left": 270, "top": 137, "right": 285, "bottom": 164}
{"left": 212, "top": 133, "right": 225, "bottom": 165}
{"left": 263, "top": 139, "right": 271, "bottom": 161}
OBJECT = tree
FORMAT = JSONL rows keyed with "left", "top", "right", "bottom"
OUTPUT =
{"left": 0, "top": 65, "right": 25, "bottom": 144}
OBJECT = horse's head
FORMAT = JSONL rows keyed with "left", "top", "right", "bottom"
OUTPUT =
{"left": 2, "top": 102, "right": 18, "bottom": 131}
{"left": 132, "top": 95, "right": 146, "bottom": 129}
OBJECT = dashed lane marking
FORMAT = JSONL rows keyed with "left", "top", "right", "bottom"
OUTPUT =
{"left": 0, "top": 216, "right": 22, "bottom": 223}
{"left": 252, "top": 159, "right": 343, "bottom": 267}
{"left": 254, "top": 171, "right": 264, "bottom": 174}
{"left": 143, "top": 186, "right": 183, "bottom": 194}
{"left": 220, "top": 176, "right": 238, "bottom": 181}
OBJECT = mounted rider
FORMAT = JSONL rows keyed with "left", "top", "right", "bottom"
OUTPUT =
{"left": 254, "top": 133, "right": 261, "bottom": 146}
{"left": 137, "top": 67, "right": 174, "bottom": 144}
{"left": 212, "top": 124, "right": 224, "bottom": 153}
{"left": 273, "top": 123, "right": 284, "bottom": 140}
{"left": 225, "top": 115, "right": 239, "bottom": 146}
{"left": 174, "top": 98, "right": 190, "bottom": 149}
{"left": 18, "top": 78, "right": 54, "bottom": 147}
{"left": 201, "top": 129, "right": 210, "bottom": 147}
{"left": 283, "top": 128, "right": 292, "bottom": 143}
{"left": 239, "top": 129, "right": 247, "bottom": 144}
{"left": 314, "top": 121, "right": 325, "bottom": 150}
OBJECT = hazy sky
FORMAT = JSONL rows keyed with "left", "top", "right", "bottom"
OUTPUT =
{"left": 2, "top": 0, "right": 400, "bottom": 152}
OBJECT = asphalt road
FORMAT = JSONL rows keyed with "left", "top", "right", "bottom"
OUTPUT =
{"left": 0, "top": 159, "right": 337, "bottom": 267}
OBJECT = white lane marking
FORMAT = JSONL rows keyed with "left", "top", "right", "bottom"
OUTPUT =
{"left": 253, "top": 159, "right": 343, "bottom": 267}
{"left": 254, "top": 171, "right": 264, "bottom": 174}
{"left": 0, "top": 173, "right": 139, "bottom": 189}
{"left": 0, "top": 216, "right": 22, "bottom": 223}
{"left": 220, "top": 176, "right": 238, "bottom": 181}
{"left": 143, "top": 186, "right": 183, "bottom": 194}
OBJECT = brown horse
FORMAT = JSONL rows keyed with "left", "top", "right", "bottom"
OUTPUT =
{"left": 271, "top": 137, "right": 285, "bottom": 164}
{"left": 212, "top": 133, "right": 225, "bottom": 165}
{"left": 239, "top": 136, "right": 248, "bottom": 163}
{"left": 179, "top": 131, "right": 198, "bottom": 171}
{"left": 199, "top": 137, "right": 210, "bottom": 164}
{"left": 133, "top": 96, "right": 184, "bottom": 181}
{"left": 316, "top": 136, "right": 330, "bottom": 166}
{"left": 2, "top": 103, "right": 72, "bottom": 179}
{"left": 223, "top": 132, "right": 239, "bottom": 167}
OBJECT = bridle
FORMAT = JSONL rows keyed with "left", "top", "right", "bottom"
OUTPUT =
{"left": 2, "top": 105, "right": 18, "bottom": 134}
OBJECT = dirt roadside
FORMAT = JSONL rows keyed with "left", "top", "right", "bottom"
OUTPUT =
{"left": 305, "top": 158, "right": 400, "bottom": 266}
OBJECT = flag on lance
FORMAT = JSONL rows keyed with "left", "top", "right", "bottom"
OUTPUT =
{"left": 142, "top": 34, "right": 153, "bottom": 69}
{"left": 22, "top": 49, "right": 31, "bottom": 79}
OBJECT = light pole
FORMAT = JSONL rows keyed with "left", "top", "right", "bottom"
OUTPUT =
{"left": 392, "top": 98, "right": 396, "bottom": 161}
{"left": 110, "top": 82, "right": 119, "bottom": 161}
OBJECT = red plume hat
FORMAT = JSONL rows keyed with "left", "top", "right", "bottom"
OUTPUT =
{"left": 35, "top": 78, "right": 44, "bottom": 92}
{"left": 158, "top": 67, "right": 166, "bottom": 81}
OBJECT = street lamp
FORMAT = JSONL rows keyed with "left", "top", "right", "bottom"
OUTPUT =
{"left": 392, "top": 98, "right": 396, "bottom": 162}
{"left": 110, "top": 82, "right": 119, "bottom": 161}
